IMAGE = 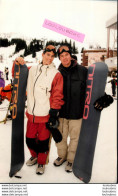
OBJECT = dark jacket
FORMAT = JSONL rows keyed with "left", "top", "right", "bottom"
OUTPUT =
{"left": 58, "top": 60, "right": 88, "bottom": 119}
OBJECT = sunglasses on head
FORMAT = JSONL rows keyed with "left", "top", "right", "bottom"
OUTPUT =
{"left": 44, "top": 45, "right": 56, "bottom": 55}
{"left": 58, "top": 46, "right": 71, "bottom": 55}
{"left": 45, "top": 48, "right": 56, "bottom": 53}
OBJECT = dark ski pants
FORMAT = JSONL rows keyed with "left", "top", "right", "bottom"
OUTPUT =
{"left": 6, "top": 74, "right": 8, "bottom": 80}
{"left": 112, "top": 86, "right": 116, "bottom": 96}
{"left": 26, "top": 120, "right": 51, "bottom": 165}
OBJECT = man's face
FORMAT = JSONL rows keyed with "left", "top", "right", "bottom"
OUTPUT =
{"left": 60, "top": 52, "right": 71, "bottom": 67}
{"left": 42, "top": 45, "right": 56, "bottom": 65}
{"left": 59, "top": 46, "right": 71, "bottom": 67}
{"left": 42, "top": 51, "right": 55, "bottom": 65}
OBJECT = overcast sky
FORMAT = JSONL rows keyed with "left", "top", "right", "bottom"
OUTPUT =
{"left": 0, "top": 0, "right": 117, "bottom": 49}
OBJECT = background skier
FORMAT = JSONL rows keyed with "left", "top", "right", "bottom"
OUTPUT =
{"left": 4, "top": 67, "right": 9, "bottom": 80}
{"left": 108, "top": 73, "right": 117, "bottom": 97}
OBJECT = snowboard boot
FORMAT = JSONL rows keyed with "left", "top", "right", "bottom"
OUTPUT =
{"left": 65, "top": 162, "right": 73, "bottom": 173}
{"left": 53, "top": 157, "right": 66, "bottom": 167}
{"left": 36, "top": 164, "right": 45, "bottom": 175}
{"left": 26, "top": 156, "right": 37, "bottom": 166}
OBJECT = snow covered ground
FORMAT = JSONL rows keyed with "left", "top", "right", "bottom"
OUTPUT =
{"left": 0, "top": 46, "right": 117, "bottom": 183}
{"left": 0, "top": 78, "right": 117, "bottom": 184}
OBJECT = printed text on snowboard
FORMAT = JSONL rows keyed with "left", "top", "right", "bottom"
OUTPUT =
{"left": 83, "top": 64, "right": 95, "bottom": 119}
{"left": 12, "top": 64, "right": 20, "bottom": 119}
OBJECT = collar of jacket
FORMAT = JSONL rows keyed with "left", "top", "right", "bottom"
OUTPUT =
{"left": 36, "top": 62, "right": 56, "bottom": 74}
{"left": 39, "top": 62, "right": 56, "bottom": 69}
{"left": 58, "top": 60, "right": 77, "bottom": 71}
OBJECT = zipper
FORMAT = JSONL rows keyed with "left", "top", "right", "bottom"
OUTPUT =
{"left": 32, "top": 65, "right": 43, "bottom": 115}
{"left": 45, "top": 66, "right": 49, "bottom": 95}
{"left": 46, "top": 66, "right": 49, "bottom": 76}
{"left": 33, "top": 115, "right": 35, "bottom": 123}
{"left": 46, "top": 87, "right": 48, "bottom": 95}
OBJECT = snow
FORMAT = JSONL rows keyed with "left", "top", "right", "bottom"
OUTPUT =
{"left": 0, "top": 46, "right": 117, "bottom": 183}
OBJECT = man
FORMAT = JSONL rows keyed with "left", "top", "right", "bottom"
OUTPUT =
{"left": 5, "top": 67, "right": 9, "bottom": 80}
{"left": 16, "top": 44, "right": 64, "bottom": 175}
{"left": 53, "top": 43, "right": 113, "bottom": 172}
{"left": 53, "top": 44, "right": 88, "bottom": 172}
{"left": 108, "top": 73, "right": 117, "bottom": 97}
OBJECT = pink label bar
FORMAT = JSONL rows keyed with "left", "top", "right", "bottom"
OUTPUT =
{"left": 43, "top": 19, "right": 85, "bottom": 43}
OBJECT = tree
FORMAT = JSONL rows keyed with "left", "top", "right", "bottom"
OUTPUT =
{"left": 69, "top": 39, "right": 72, "bottom": 48}
{"left": 46, "top": 40, "right": 56, "bottom": 47}
{"left": 0, "top": 38, "right": 9, "bottom": 47}
{"left": 15, "top": 39, "right": 27, "bottom": 53}
{"left": 65, "top": 39, "right": 68, "bottom": 43}
{"left": 32, "top": 50, "right": 36, "bottom": 58}
{"left": 10, "top": 39, "right": 27, "bottom": 53}
{"left": 72, "top": 41, "right": 78, "bottom": 54}
{"left": 81, "top": 47, "right": 85, "bottom": 53}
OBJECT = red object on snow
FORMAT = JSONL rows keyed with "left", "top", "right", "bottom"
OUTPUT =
{"left": 0, "top": 84, "right": 12, "bottom": 101}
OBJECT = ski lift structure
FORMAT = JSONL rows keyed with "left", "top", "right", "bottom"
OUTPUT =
{"left": 105, "top": 15, "right": 117, "bottom": 72}
{"left": 81, "top": 15, "right": 117, "bottom": 68}
{"left": 106, "top": 15, "right": 117, "bottom": 58}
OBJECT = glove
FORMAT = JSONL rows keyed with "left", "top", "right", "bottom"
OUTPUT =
{"left": 15, "top": 57, "right": 25, "bottom": 65}
{"left": 46, "top": 120, "right": 62, "bottom": 143}
{"left": 94, "top": 93, "right": 114, "bottom": 111}
{"left": 48, "top": 108, "right": 59, "bottom": 126}
{"left": 46, "top": 108, "right": 62, "bottom": 143}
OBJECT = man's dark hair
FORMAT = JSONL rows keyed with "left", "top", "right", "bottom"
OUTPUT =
{"left": 71, "top": 55, "right": 77, "bottom": 61}
{"left": 59, "top": 42, "right": 71, "bottom": 50}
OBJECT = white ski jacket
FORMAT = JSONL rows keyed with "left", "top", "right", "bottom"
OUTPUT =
{"left": 26, "top": 63, "right": 64, "bottom": 123}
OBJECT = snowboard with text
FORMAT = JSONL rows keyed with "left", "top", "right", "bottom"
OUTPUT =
{"left": 9, "top": 62, "right": 28, "bottom": 177}
{"left": 72, "top": 62, "right": 108, "bottom": 183}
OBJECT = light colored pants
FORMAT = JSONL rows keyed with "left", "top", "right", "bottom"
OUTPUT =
{"left": 56, "top": 118, "right": 82, "bottom": 163}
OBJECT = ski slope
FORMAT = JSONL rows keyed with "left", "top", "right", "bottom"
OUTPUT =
{"left": 0, "top": 78, "right": 117, "bottom": 183}
{"left": 0, "top": 46, "right": 117, "bottom": 183}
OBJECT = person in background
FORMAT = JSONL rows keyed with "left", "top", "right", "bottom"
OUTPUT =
{"left": 108, "top": 72, "right": 117, "bottom": 97}
{"left": 5, "top": 67, "right": 9, "bottom": 80}
{"left": 0, "top": 71, "right": 5, "bottom": 88}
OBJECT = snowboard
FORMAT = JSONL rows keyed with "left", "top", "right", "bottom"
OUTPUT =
{"left": 9, "top": 62, "right": 28, "bottom": 177}
{"left": 72, "top": 62, "right": 108, "bottom": 183}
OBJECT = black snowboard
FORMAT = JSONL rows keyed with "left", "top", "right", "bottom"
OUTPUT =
{"left": 9, "top": 63, "right": 28, "bottom": 177}
{"left": 72, "top": 62, "right": 108, "bottom": 183}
